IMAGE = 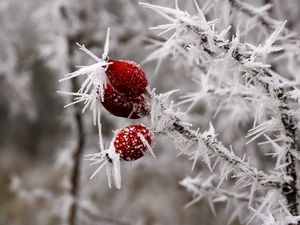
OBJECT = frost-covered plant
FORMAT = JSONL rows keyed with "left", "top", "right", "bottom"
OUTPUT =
{"left": 59, "top": 1, "right": 300, "bottom": 224}
{"left": 5, "top": 0, "right": 299, "bottom": 225}
{"left": 139, "top": 1, "right": 300, "bottom": 224}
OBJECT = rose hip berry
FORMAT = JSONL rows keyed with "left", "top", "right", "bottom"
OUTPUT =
{"left": 100, "top": 84, "right": 148, "bottom": 119}
{"left": 114, "top": 124, "right": 152, "bottom": 161}
{"left": 106, "top": 59, "right": 148, "bottom": 97}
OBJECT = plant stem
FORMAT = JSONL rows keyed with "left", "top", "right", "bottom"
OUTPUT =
{"left": 60, "top": 5, "right": 86, "bottom": 225}
{"left": 170, "top": 120, "right": 284, "bottom": 189}
{"left": 66, "top": 40, "right": 86, "bottom": 225}
{"left": 277, "top": 90, "right": 299, "bottom": 221}
{"left": 186, "top": 19, "right": 299, "bottom": 220}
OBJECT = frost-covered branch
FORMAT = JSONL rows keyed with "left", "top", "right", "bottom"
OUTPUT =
{"left": 141, "top": 2, "right": 299, "bottom": 219}
{"left": 180, "top": 174, "right": 252, "bottom": 205}
{"left": 180, "top": 174, "right": 300, "bottom": 225}
{"left": 171, "top": 119, "right": 284, "bottom": 189}
{"left": 229, "top": 0, "right": 300, "bottom": 48}
{"left": 180, "top": 174, "right": 253, "bottom": 223}
{"left": 148, "top": 90, "right": 285, "bottom": 190}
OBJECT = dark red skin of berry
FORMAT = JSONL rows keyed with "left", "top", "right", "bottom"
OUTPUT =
{"left": 100, "top": 84, "right": 148, "bottom": 119}
{"left": 106, "top": 59, "right": 148, "bottom": 97}
{"left": 114, "top": 124, "right": 152, "bottom": 161}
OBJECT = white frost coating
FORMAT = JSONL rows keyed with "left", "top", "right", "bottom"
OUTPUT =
{"left": 58, "top": 53, "right": 107, "bottom": 141}
{"left": 59, "top": 28, "right": 111, "bottom": 160}
{"left": 102, "top": 27, "right": 110, "bottom": 60}
{"left": 137, "top": 132, "right": 155, "bottom": 158}
{"left": 85, "top": 143, "right": 122, "bottom": 189}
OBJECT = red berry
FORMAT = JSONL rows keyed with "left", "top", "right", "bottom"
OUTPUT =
{"left": 106, "top": 59, "right": 148, "bottom": 97}
{"left": 114, "top": 124, "right": 152, "bottom": 161}
{"left": 100, "top": 84, "right": 148, "bottom": 119}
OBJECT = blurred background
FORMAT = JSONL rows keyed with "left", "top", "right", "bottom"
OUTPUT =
{"left": 0, "top": 0, "right": 299, "bottom": 225}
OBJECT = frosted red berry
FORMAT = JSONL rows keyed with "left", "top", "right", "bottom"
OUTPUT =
{"left": 106, "top": 59, "right": 148, "bottom": 97}
{"left": 100, "top": 84, "right": 148, "bottom": 119}
{"left": 114, "top": 124, "right": 152, "bottom": 161}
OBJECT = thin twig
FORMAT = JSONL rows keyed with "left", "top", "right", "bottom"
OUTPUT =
{"left": 67, "top": 63, "right": 85, "bottom": 225}
{"left": 60, "top": 5, "right": 86, "bottom": 225}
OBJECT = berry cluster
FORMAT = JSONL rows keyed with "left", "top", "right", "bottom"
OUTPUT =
{"left": 60, "top": 40, "right": 155, "bottom": 187}
{"left": 101, "top": 59, "right": 152, "bottom": 161}
{"left": 100, "top": 60, "right": 149, "bottom": 119}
